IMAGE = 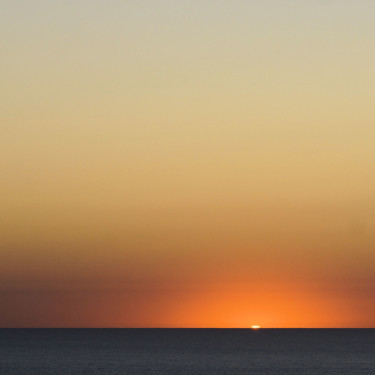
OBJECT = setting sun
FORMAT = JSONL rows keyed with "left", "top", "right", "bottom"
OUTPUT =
{"left": 251, "top": 326, "right": 261, "bottom": 329}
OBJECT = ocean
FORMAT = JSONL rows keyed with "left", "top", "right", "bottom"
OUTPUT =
{"left": 0, "top": 329, "right": 374, "bottom": 374}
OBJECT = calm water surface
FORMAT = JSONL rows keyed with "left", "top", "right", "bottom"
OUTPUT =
{"left": 0, "top": 329, "right": 374, "bottom": 374}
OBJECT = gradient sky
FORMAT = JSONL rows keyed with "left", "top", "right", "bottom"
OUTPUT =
{"left": 1, "top": 0, "right": 375, "bottom": 327}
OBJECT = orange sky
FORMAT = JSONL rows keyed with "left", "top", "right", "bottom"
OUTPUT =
{"left": 1, "top": 1, "right": 375, "bottom": 327}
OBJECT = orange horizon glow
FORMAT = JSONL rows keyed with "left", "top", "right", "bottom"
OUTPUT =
{"left": 2, "top": 277, "right": 374, "bottom": 328}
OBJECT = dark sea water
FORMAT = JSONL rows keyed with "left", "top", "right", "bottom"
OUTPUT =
{"left": 0, "top": 329, "right": 374, "bottom": 374}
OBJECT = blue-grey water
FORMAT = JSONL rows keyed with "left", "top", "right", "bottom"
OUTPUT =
{"left": 0, "top": 329, "right": 374, "bottom": 374}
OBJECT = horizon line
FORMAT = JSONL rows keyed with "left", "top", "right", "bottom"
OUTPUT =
{"left": 1, "top": 327, "right": 375, "bottom": 329}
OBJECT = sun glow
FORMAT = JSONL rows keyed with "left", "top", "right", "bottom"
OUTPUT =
{"left": 251, "top": 325, "right": 261, "bottom": 329}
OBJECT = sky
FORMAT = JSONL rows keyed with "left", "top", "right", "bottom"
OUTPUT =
{"left": 1, "top": 0, "right": 375, "bottom": 328}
